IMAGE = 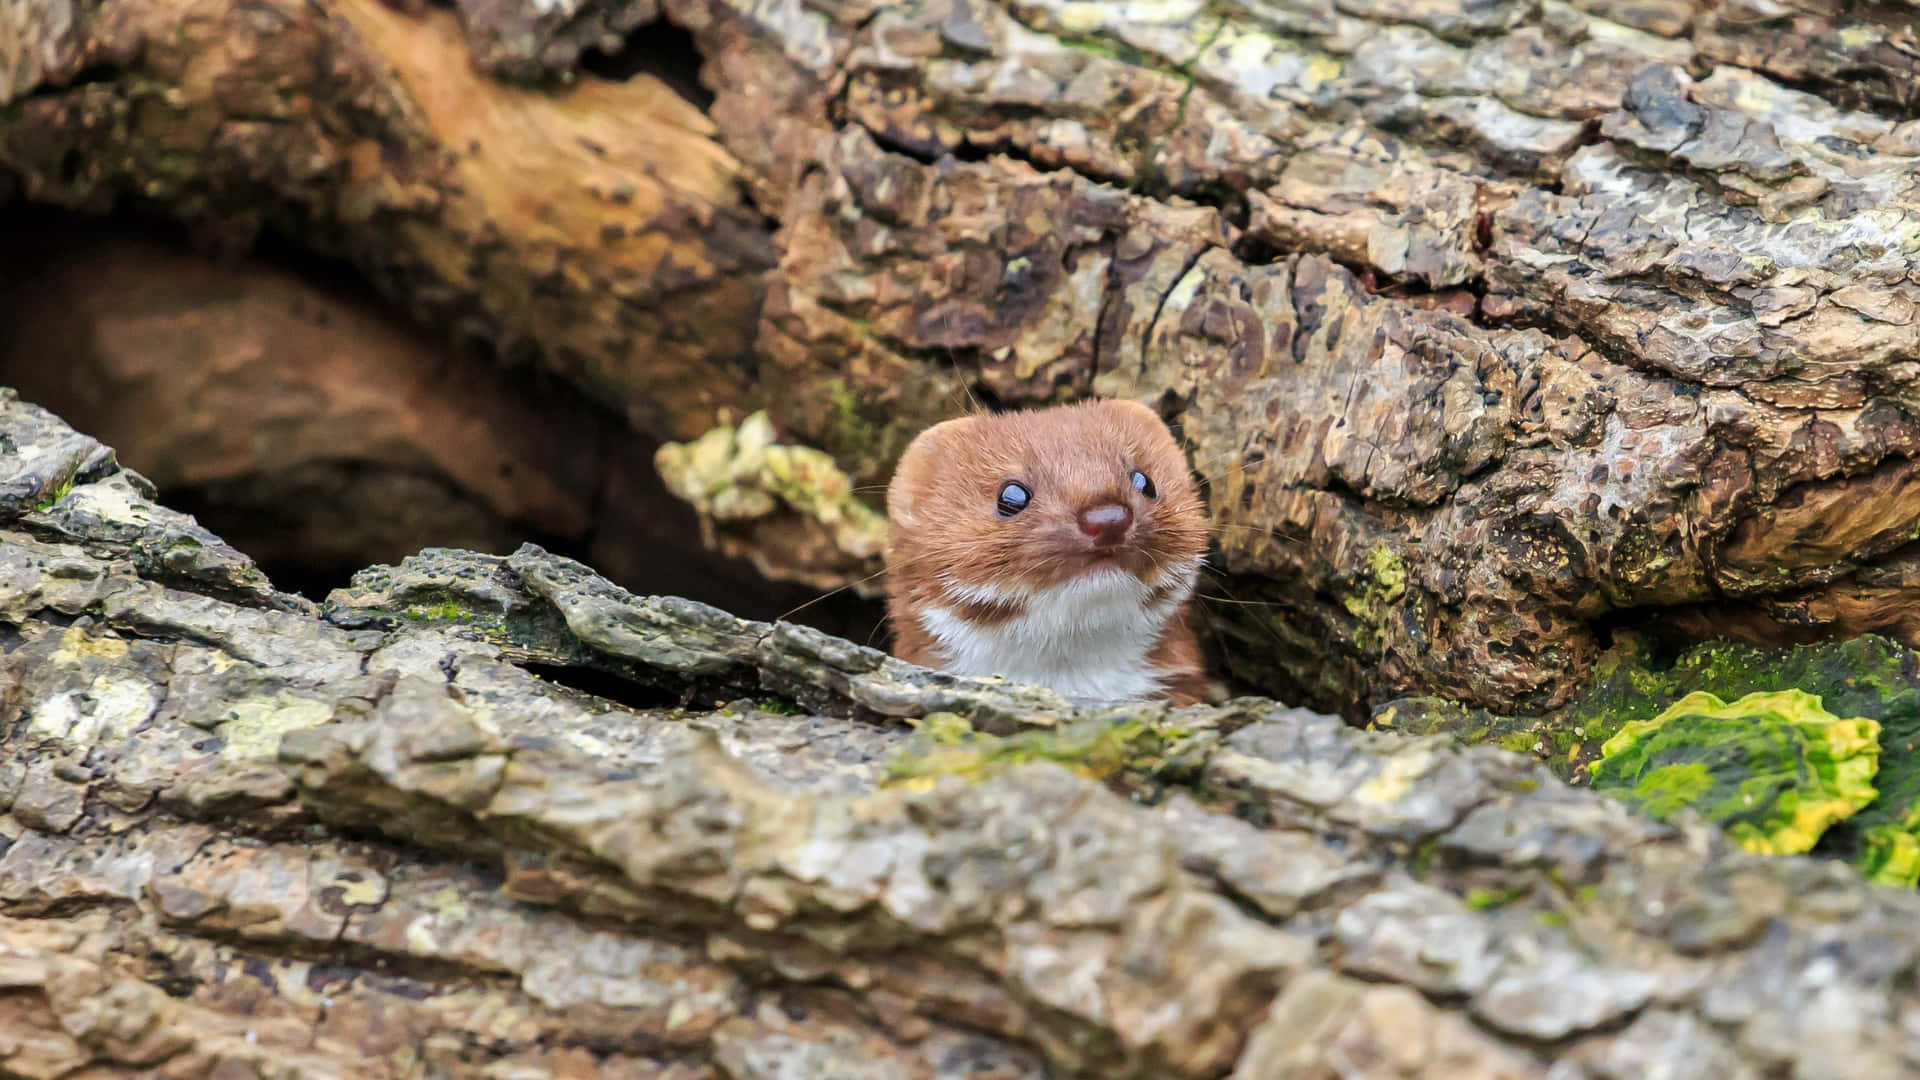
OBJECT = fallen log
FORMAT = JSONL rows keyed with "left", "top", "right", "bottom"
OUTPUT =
{"left": 4, "top": 389, "right": 1920, "bottom": 1078}
{"left": 10, "top": 0, "right": 1920, "bottom": 716}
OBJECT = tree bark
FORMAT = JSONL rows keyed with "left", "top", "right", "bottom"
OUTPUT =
{"left": 8, "top": 0, "right": 1920, "bottom": 716}
{"left": 5, "top": 389, "right": 1920, "bottom": 1079}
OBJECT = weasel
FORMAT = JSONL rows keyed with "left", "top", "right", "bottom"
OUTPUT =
{"left": 884, "top": 398, "right": 1210, "bottom": 706}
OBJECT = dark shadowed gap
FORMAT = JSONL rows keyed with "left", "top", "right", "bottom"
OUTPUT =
{"left": 519, "top": 663, "right": 686, "bottom": 711}
{"left": 580, "top": 18, "right": 713, "bottom": 111}
{"left": 0, "top": 204, "right": 888, "bottom": 646}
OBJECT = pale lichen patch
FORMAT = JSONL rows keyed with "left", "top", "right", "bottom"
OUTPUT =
{"left": 217, "top": 695, "right": 337, "bottom": 761}
{"left": 28, "top": 677, "right": 160, "bottom": 747}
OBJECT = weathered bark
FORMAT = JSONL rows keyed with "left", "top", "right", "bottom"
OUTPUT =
{"left": 7, "top": 389, "right": 1920, "bottom": 1079}
{"left": 11, "top": 0, "right": 1920, "bottom": 716}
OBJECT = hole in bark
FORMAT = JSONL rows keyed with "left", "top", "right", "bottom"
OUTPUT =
{"left": 56, "top": 148, "right": 85, "bottom": 187}
{"left": 967, "top": 383, "right": 1008, "bottom": 412}
{"left": 580, "top": 18, "right": 713, "bottom": 111}
{"left": 0, "top": 205, "right": 887, "bottom": 645}
{"left": 13, "top": 63, "right": 120, "bottom": 103}
{"left": 520, "top": 663, "right": 685, "bottom": 711}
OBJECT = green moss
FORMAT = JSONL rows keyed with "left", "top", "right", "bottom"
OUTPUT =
{"left": 1409, "top": 836, "right": 1440, "bottom": 879}
{"left": 1591, "top": 689, "right": 1881, "bottom": 856}
{"left": 407, "top": 601, "right": 472, "bottom": 622}
{"left": 1053, "top": 34, "right": 1152, "bottom": 66}
{"left": 1858, "top": 806, "right": 1920, "bottom": 888}
{"left": 819, "top": 379, "right": 889, "bottom": 473}
{"left": 1465, "top": 886, "right": 1527, "bottom": 910}
{"left": 30, "top": 475, "right": 75, "bottom": 512}
{"left": 1496, "top": 731, "right": 1537, "bottom": 754}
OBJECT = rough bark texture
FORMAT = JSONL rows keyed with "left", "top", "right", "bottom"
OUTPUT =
{"left": 8, "top": 0, "right": 1920, "bottom": 717}
{"left": 8, "top": 389, "right": 1920, "bottom": 1079}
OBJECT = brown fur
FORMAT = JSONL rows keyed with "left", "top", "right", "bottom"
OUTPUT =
{"left": 884, "top": 398, "right": 1210, "bottom": 703}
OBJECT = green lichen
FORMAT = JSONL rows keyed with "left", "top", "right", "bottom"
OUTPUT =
{"left": 1624, "top": 762, "right": 1715, "bottom": 819}
{"left": 1590, "top": 689, "right": 1881, "bottom": 857}
{"left": 1859, "top": 804, "right": 1920, "bottom": 888}
{"left": 885, "top": 710, "right": 1215, "bottom": 793}
{"left": 1562, "top": 638, "right": 1920, "bottom": 840}
{"left": 913, "top": 711, "right": 976, "bottom": 746}
{"left": 1342, "top": 545, "right": 1407, "bottom": 652}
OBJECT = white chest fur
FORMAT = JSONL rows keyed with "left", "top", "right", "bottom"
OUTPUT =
{"left": 916, "top": 562, "right": 1197, "bottom": 704}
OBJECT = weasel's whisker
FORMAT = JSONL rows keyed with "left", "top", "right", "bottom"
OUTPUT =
{"left": 1197, "top": 593, "right": 1290, "bottom": 608}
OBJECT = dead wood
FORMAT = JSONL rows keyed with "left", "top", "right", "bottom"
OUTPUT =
{"left": 7, "top": 0, "right": 1920, "bottom": 710}
{"left": 3, "top": 390, "right": 1919, "bottom": 1078}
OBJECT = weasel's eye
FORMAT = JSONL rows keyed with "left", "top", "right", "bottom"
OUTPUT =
{"left": 1131, "top": 470, "right": 1157, "bottom": 499}
{"left": 995, "top": 481, "right": 1031, "bottom": 517}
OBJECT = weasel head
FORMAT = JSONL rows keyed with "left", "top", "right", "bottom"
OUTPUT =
{"left": 884, "top": 399, "right": 1207, "bottom": 615}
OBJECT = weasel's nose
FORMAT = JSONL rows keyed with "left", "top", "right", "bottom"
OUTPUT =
{"left": 1077, "top": 502, "right": 1132, "bottom": 546}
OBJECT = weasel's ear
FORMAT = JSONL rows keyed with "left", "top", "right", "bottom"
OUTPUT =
{"left": 1104, "top": 398, "right": 1165, "bottom": 426}
{"left": 886, "top": 416, "right": 970, "bottom": 526}
{"left": 1102, "top": 398, "right": 1178, "bottom": 447}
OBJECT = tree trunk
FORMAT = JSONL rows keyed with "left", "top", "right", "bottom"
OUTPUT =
{"left": 3, "top": 389, "right": 1918, "bottom": 1079}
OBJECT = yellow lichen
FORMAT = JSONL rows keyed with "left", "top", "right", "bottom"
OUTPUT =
{"left": 1353, "top": 747, "right": 1431, "bottom": 804}
{"left": 49, "top": 625, "right": 130, "bottom": 665}
{"left": 1301, "top": 53, "right": 1344, "bottom": 91}
{"left": 655, "top": 411, "right": 887, "bottom": 560}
